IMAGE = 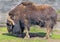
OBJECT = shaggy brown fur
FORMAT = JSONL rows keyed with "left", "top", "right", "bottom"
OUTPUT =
{"left": 7, "top": 2, "right": 57, "bottom": 39}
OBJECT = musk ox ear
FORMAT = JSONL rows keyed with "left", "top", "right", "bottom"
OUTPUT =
{"left": 21, "top": 2, "right": 33, "bottom": 6}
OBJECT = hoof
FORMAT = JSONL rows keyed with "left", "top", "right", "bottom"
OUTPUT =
{"left": 44, "top": 37, "right": 49, "bottom": 39}
{"left": 24, "top": 35, "right": 30, "bottom": 39}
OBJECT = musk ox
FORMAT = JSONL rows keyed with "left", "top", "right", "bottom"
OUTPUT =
{"left": 7, "top": 2, "right": 57, "bottom": 39}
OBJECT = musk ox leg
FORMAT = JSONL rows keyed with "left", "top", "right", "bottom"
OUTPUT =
{"left": 25, "top": 27, "right": 30, "bottom": 38}
{"left": 19, "top": 21, "right": 25, "bottom": 34}
{"left": 46, "top": 27, "right": 52, "bottom": 39}
{"left": 24, "top": 19, "right": 30, "bottom": 38}
{"left": 45, "top": 20, "right": 53, "bottom": 39}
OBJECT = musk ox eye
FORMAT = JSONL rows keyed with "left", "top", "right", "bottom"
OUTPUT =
{"left": 6, "top": 22, "right": 12, "bottom": 26}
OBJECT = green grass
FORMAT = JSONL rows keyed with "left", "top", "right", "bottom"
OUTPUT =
{"left": 52, "top": 34, "right": 60, "bottom": 39}
{"left": 57, "top": 10, "right": 60, "bottom": 13}
{"left": 0, "top": 26, "right": 60, "bottom": 42}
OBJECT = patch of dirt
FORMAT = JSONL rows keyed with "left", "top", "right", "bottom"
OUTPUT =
{"left": 47, "top": 39, "right": 60, "bottom": 42}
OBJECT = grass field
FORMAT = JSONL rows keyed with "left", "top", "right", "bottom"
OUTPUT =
{"left": 0, "top": 26, "right": 60, "bottom": 42}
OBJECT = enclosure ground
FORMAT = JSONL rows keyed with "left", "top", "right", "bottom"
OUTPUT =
{"left": 0, "top": 27, "right": 60, "bottom": 42}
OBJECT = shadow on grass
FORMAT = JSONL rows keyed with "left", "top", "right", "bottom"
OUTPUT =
{"left": 30, "top": 32, "right": 46, "bottom": 38}
{"left": 2, "top": 32, "right": 46, "bottom": 38}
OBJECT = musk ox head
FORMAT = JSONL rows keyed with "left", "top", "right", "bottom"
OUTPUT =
{"left": 6, "top": 22, "right": 14, "bottom": 33}
{"left": 6, "top": 14, "right": 15, "bottom": 33}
